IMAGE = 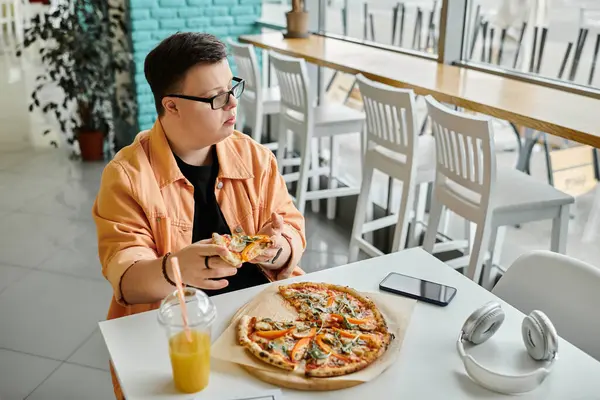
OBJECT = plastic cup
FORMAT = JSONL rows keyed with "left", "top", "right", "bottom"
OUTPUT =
{"left": 157, "top": 287, "right": 217, "bottom": 394}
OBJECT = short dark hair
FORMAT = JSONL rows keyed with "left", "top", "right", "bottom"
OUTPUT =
{"left": 144, "top": 32, "right": 228, "bottom": 115}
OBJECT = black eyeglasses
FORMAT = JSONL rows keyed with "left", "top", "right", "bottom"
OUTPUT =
{"left": 164, "top": 77, "right": 245, "bottom": 110}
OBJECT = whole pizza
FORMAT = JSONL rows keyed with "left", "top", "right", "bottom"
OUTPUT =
{"left": 238, "top": 282, "right": 395, "bottom": 377}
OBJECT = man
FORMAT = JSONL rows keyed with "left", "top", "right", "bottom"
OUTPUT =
{"left": 92, "top": 32, "right": 306, "bottom": 399}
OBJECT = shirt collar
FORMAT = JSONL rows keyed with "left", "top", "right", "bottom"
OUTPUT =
{"left": 148, "top": 120, "right": 253, "bottom": 188}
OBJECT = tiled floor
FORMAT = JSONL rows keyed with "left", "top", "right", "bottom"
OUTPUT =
{"left": 0, "top": 145, "right": 358, "bottom": 399}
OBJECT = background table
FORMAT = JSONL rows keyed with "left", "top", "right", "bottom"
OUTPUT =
{"left": 239, "top": 32, "right": 600, "bottom": 148}
{"left": 100, "top": 248, "right": 600, "bottom": 399}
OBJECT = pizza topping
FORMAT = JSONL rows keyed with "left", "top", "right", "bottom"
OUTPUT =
{"left": 293, "top": 327, "right": 316, "bottom": 339}
{"left": 255, "top": 329, "right": 293, "bottom": 339}
{"left": 336, "top": 295, "right": 358, "bottom": 318}
{"left": 241, "top": 241, "right": 266, "bottom": 262}
{"left": 291, "top": 337, "right": 311, "bottom": 361}
{"left": 255, "top": 320, "right": 272, "bottom": 331}
{"left": 307, "top": 341, "right": 331, "bottom": 360}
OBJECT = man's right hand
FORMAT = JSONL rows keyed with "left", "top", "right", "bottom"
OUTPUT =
{"left": 169, "top": 239, "right": 241, "bottom": 290}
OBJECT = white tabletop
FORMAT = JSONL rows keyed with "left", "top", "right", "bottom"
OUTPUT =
{"left": 100, "top": 248, "right": 600, "bottom": 400}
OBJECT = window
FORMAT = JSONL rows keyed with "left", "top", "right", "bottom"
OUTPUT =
{"left": 323, "top": 0, "right": 441, "bottom": 56}
{"left": 460, "top": 0, "right": 600, "bottom": 88}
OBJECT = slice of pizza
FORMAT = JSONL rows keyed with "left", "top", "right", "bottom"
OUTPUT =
{"left": 212, "top": 233, "right": 273, "bottom": 266}
{"left": 304, "top": 327, "right": 394, "bottom": 377}
{"left": 237, "top": 316, "right": 316, "bottom": 371}
{"left": 278, "top": 282, "right": 388, "bottom": 332}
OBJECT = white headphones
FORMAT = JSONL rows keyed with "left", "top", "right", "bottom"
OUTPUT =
{"left": 456, "top": 301, "right": 559, "bottom": 395}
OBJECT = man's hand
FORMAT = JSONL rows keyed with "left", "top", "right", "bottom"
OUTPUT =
{"left": 252, "top": 212, "right": 292, "bottom": 269}
{"left": 170, "top": 239, "right": 242, "bottom": 290}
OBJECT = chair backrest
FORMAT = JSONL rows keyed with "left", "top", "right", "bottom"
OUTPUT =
{"left": 267, "top": 50, "right": 310, "bottom": 117}
{"left": 356, "top": 73, "right": 418, "bottom": 157}
{"left": 424, "top": 95, "right": 496, "bottom": 214}
{"left": 492, "top": 250, "right": 600, "bottom": 361}
{"left": 227, "top": 39, "right": 261, "bottom": 99}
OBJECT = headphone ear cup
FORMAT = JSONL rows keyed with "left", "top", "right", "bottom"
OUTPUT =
{"left": 522, "top": 310, "right": 558, "bottom": 361}
{"left": 463, "top": 302, "right": 505, "bottom": 345}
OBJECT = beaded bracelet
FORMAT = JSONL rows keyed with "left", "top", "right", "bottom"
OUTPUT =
{"left": 161, "top": 252, "right": 176, "bottom": 287}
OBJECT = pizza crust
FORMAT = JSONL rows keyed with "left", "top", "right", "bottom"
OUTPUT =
{"left": 306, "top": 359, "right": 369, "bottom": 377}
{"left": 237, "top": 316, "right": 297, "bottom": 371}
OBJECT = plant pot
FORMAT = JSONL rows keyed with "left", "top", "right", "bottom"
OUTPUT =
{"left": 77, "top": 130, "right": 105, "bottom": 161}
{"left": 284, "top": 11, "right": 309, "bottom": 38}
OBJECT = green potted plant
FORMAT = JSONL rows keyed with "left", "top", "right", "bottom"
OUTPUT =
{"left": 17, "top": 0, "right": 136, "bottom": 161}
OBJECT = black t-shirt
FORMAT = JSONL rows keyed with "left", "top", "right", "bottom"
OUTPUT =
{"left": 174, "top": 147, "right": 269, "bottom": 296}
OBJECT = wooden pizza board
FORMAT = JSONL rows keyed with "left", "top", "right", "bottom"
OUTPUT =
{"left": 212, "top": 284, "right": 416, "bottom": 391}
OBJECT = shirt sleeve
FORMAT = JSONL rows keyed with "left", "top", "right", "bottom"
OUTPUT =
{"left": 92, "top": 161, "right": 158, "bottom": 306}
{"left": 260, "top": 153, "right": 307, "bottom": 280}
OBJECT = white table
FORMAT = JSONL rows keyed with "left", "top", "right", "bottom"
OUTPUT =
{"left": 100, "top": 248, "right": 600, "bottom": 399}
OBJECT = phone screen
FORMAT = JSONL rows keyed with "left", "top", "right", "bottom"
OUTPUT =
{"left": 379, "top": 272, "right": 457, "bottom": 306}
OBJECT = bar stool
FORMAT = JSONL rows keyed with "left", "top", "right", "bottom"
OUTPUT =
{"left": 268, "top": 50, "right": 366, "bottom": 217}
{"left": 348, "top": 74, "right": 435, "bottom": 262}
{"left": 421, "top": 95, "right": 574, "bottom": 289}
{"left": 228, "top": 39, "right": 280, "bottom": 150}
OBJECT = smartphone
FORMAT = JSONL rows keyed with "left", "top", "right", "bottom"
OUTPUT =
{"left": 379, "top": 272, "right": 457, "bottom": 307}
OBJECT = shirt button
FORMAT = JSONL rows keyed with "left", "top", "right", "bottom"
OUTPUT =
{"left": 216, "top": 181, "right": 223, "bottom": 189}
{"left": 235, "top": 226, "right": 243, "bottom": 233}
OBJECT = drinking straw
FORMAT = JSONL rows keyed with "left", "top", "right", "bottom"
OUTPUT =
{"left": 170, "top": 256, "right": 192, "bottom": 343}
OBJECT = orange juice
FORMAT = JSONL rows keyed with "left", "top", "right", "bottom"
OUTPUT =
{"left": 168, "top": 330, "right": 211, "bottom": 393}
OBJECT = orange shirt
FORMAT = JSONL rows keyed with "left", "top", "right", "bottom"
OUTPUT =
{"left": 92, "top": 120, "right": 306, "bottom": 322}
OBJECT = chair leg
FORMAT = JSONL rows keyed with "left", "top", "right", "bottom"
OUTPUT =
{"left": 480, "top": 225, "right": 498, "bottom": 290}
{"left": 551, "top": 204, "right": 570, "bottom": 253}
{"left": 310, "top": 138, "right": 320, "bottom": 213}
{"left": 406, "top": 183, "right": 422, "bottom": 248}
{"left": 465, "top": 218, "right": 492, "bottom": 283}
{"left": 295, "top": 132, "right": 313, "bottom": 216}
{"left": 327, "top": 136, "right": 339, "bottom": 220}
{"left": 349, "top": 161, "right": 375, "bottom": 262}
{"left": 252, "top": 107, "right": 264, "bottom": 144}
{"left": 422, "top": 194, "right": 443, "bottom": 253}
{"left": 276, "top": 122, "right": 288, "bottom": 175}
{"left": 391, "top": 179, "right": 415, "bottom": 253}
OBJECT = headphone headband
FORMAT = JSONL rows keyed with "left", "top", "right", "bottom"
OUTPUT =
{"left": 457, "top": 302, "right": 558, "bottom": 394}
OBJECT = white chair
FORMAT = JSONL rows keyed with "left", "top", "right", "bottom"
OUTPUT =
{"left": 228, "top": 39, "right": 280, "bottom": 150}
{"left": 421, "top": 95, "right": 574, "bottom": 288}
{"left": 0, "top": 0, "right": 25, "bottom": 52}
{"left": 268, "top": 50, "right": 366, "bottom": 218}
{"left": 348, "top": 74, "right": 435, "bottom": 262}
{"left": 492, "top": 250, "right": 600, "bottom": 361}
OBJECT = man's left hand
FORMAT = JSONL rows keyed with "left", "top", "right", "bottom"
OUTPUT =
{"left": 252, "top": 212, "right": 292, "bottom": 269}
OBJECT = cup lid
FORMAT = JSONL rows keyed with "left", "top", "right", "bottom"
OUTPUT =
{"left": 157, "top": 287, "right": 217, "bottom": 329}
